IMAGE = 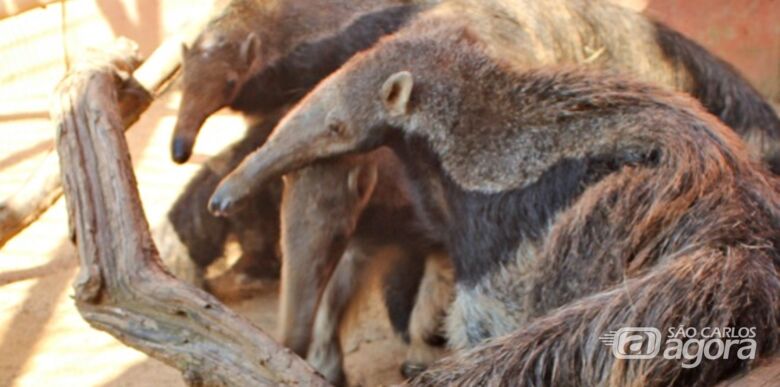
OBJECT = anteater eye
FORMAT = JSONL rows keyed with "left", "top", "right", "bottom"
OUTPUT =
{"left": 328, "top": 121, "right": 345, "bottom": 135}
{"left": 225, "top": 78, "right": 237, "bottom": 92}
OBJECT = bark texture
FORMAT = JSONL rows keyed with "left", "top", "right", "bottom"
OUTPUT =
{"left": 53, "top": 39, "right": 330, "bottom": 387}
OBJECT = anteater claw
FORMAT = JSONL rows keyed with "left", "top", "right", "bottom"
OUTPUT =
{"left": 208, "top": 190, "right": 238, "bottom": 217}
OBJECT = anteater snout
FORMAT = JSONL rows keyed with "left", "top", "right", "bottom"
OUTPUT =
{"left": 171, "top": 137, "right": 194, "bottom": 164}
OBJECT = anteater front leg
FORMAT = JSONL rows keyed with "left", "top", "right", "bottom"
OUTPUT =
{"left": 307, "top": 242, "right": 373, "bottom": 386}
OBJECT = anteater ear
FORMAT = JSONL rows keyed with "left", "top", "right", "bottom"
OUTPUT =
{"left": 181, "top": 42, "right": 189, "bottom": 58}
{"left": 241, "top": 33, "right": 261, "bottom": 67}
{"left": 348, "top": 162, "right": 378, "bottom": 211}
{"left": 380, "top": 71, "right": 414, "bottom": 117}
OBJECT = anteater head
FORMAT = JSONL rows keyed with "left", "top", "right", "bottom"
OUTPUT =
{"left": 206, "top": 24, "right": 496, "bottom": 216}
{"left": 207, "top": 65, "right": 416, "bottom": 216}
{"left": 172, "top": 31, "right": 261, "bottom": 163}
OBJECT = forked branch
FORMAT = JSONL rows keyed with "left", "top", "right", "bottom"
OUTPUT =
{"left": 53, "top": 39, "right": 330, "bottom": 387}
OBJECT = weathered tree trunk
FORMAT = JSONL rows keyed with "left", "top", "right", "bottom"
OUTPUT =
{"left": 53, "top": 39, "right": 330, "bottom": 387}
{"left": 0, "top": 28, "right": 191, "bottom": 249}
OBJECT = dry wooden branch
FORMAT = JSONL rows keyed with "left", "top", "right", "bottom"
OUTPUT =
{"left": 0, "top": 28, "right": 193, "bottom": 249}
{"left": 53, "top": 40, "right": 330, "bottom": 386}
{"left": 0, "top": 0, "right": 62, "bottom": 20}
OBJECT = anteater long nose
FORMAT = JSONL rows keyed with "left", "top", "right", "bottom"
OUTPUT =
{"left": 171, "top": 137, "right": 194, "bottom": 164}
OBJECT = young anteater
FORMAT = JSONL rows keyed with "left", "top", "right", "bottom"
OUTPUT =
{"left": 281, "top": 149, "right": 451, "bottom": 384}
{"left": 166, "top": 4, "right": 447, "bottom": 373}
{"left": 167, "top": 2, "right": 438, "bottom": 356}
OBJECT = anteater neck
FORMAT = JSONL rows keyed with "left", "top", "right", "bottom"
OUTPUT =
{"left": 230, "top": 3, "right": 423, "bottom": 115}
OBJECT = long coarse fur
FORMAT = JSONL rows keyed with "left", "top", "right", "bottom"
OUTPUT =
{"left": 211, "top": 12, "right": 780, "bottom": 384}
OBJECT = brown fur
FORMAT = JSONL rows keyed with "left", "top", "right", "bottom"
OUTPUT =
{"left": 402, "top": 252, "right": 453, "bottom": 378}
{"left": 211, "top": 14, "right": 780, "bottom": 386}
{"left": 169, "top": 0, "right": 430, "bottom": 291}
{"left": 195, "top": 0, "right": 777, "bottom": 381}
{"left": 166, "top": 113, "right": 283, "bottom": 290}
{"left": 172, "top": 0, "right": 433, "bottom": 162}
{"left": 306, "top": 243, "right": 369, "bottom": 386}
{"left": 306, "top": 245, "right": 449, "bottom": 386}
{"left": 279, "top": 148, "right": 448, "bottom": 385}
{"left": 179, "top": 1, "right": 776, "bottom": 371}
{"left": 171, "top": 2, "right": 449, "bottom": 379}
{"left": 171, "top": 4, "right": 435, "bottom": 283}
{"left": 169, "top": 0, "right": 432, "bottom": 301}
{"left": 211, "top": 0, "right": 780, "bottom": 213}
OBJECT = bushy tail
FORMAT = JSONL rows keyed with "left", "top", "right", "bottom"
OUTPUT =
{"left": 653, "top": 22, "right": 780, "bottom": 172}
{"left": 411, "top": 246, "right": 780, "bottom": 386}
